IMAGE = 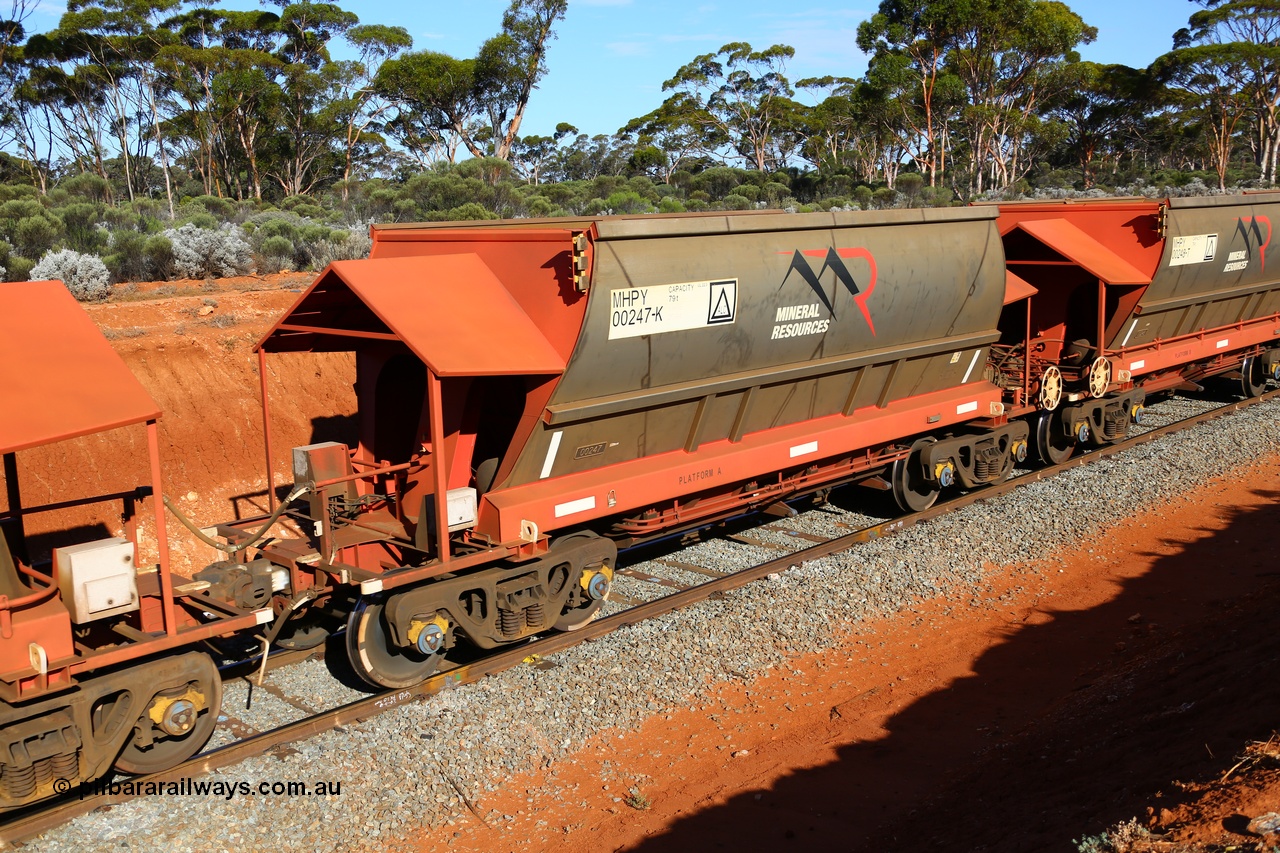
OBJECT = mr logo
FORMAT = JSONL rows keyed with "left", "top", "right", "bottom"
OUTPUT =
{"left": 1233, "top": 216, "right": 1273, "bottom": 272}
{"left": 777, "top": 248, "right": 879, "bottom": 335}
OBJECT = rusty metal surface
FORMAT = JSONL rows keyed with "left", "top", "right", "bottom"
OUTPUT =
{"left": 0, "top": 281, "right": 161, "bottom": 454}
{"left": 257, "top": 256, "right": 565, "bottom": 376}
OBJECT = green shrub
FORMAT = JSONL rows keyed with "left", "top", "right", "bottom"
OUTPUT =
{"left": 144, "top": 235, "right": 175, "bottom": 279}
{"left": 0, "top": 197, "right": 45, "bottom": 225}
{"left": 872, "top": 187, "right": 898, "bottom": 208}
{"left": 0, "top": 184, "right": 37, "bottom": 203}
{"left": 896, "top": 173, "right": 925, "bottom": 205}
{"left": 179, "top": 211, "right": 219, "bottom": 230}
{"left": 602, "top": 190, "right": 655, "bottom": 214}
{"left": 6, "top": 256, "right": 34, "bottom": 282}
{"left": 920, "top": 185, "right": 955, "bottom": 206}
{"left": 762, "top": 182, "right": 791, "bottom": 206}
{"left": 721, "top": 193, "right": 752, "bottom": 210}
{"left": 299, "top": 224, "right": 331, "bottom": 244}
{"left": 691, "top": 167, "right": 742, "bottom": 200}
{"left": 391, "top": 198, "right": 420, "bottom": 221}
{"left": 444, "top": 202, "right": 496, "bottom": 221}
{"left": 188, "top": 194, "right": 236, "bottom": 220}
{"left": 13, "top": 214, "right": 63, "bottom": 259}
{"left": 104, "top": 231, "right": 148, "bottom": 281}
{"left": 258, "top": 235, "right": 296, "bottom": 273}
{"left": 60, "top": 173, "right": 112, "bottom": 203}
{"left": 658, "top": 197, "right": 686, "bottom": 213}
{"left": 523, "top": 196, "right": 557, "bottom": 218}
{"left": 57, "top": 202, "right": 106, "bottom": 253}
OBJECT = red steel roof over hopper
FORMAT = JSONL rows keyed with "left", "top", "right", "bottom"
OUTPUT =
{"left": 1003, "top": 270, "right": 1039, "bottom": 304}
{"left": 257, "top": 255, "right": 566, "bottom": 376}
{"left": 1006, "top": 218, "right": 1153, "bottom": 285}
{"left": 0, "top": 280, "right": 162, "bottom": 454}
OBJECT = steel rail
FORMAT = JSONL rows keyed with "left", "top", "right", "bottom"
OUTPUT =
{"left": 4, "top": 387, "right": 1277, "bottom": 845}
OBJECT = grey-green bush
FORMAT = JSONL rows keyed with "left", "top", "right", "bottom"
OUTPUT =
{"left": 164, "top": 223, "right": 253, "bottom": 279}
{"left": 30, "top": 249, "right": 111, "bottom": 301}
{"left": 311, "top": 226, "right": 372, "bottom": 269}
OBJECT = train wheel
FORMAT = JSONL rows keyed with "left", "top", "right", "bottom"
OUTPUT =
{"left": 114, "top": 657, "right": 222, "bottom": 775}
{"left": 1240, "top": 356, "right": 1267, "bottom": 397}
{"left": 346, "top": 598, "right": 442, "bottom": 689}
{"left": 1032, "top": 410, "right": 1076, "bottom": 466}
{"left": 551, "top": 532, "right": 611, "bottom": 632}
{"left": 891, "top": 438, "right": 940, "bottom": 513}
{"left": 554, "top": 597, "right": 605, "bottom": 632}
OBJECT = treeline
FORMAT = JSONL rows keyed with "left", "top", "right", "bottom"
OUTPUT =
{"left": 0, "top": 0, "right": 1276, "bottom": 291}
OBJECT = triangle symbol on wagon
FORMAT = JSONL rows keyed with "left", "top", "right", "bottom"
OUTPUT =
{"left": 711, "top": 289, "right": 732, "bottom": 320}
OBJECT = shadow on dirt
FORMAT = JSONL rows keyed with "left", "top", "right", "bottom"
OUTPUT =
{"left": 623, "top": 488, "right": 1280, "bottom": 853}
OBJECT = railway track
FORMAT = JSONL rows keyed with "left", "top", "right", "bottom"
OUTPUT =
{"left": 5, "top": 386, "right": 1277, "bottom": 846}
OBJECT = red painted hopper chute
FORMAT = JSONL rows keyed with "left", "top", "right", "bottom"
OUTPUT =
{"left": 1007, "top": 218, "right": 1153, "bottom": 285}
{"left": 1003, "top": 270, "right": 1039, "bottom": 305}
{"left": 0, "top": 280, "right": 162, "bottom": 453}
{"left": 257, "top": 255, "right": 566, "bottom": 376}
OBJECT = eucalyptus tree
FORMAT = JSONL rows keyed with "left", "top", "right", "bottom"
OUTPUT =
{"left": 857, "top": 1, "right": 966, "bottom": 187}
{"left": 510, "top": 121, "right": 576, "bottom": 184}
{"left": 797, "top": 75, "right": 905, "bottom": 185}
{"left": 1171, "top": 1, "right": 1280, "bottom": 184}
{"left": 477, "top": 0, "right": 566, "bottom": 161}
{"left": 944, "top": 0, "right": 1095, "bottom": 194}
{"left": 266, "top": 0, "right": 358, "bottom": 197}
{"left": 0, "top": 1, "right": 45, "bottom": 191}
{"left": 330, "top": 23, "right": 412, "bottom": 196}
{"left": 157, "top": 5, "right": 280, "bottom": 198}
{"left": 0, "top": 0, "right": 31, "bottom": 112}
{"left": 1154, "top": 5, "right": 1266, "bottom": 189}
{"left": 377, "top": 0, "right": 566, "bottom": 164}
{"left": 620, "top": 99, "right": 717, "bottom": 183}
{"left": 1046, "top": 62, "right": 1152, "bottom": 188}
{"left": 35, "top": 0, "right": 189, "bottom": 207}
{"left": 655, "top": 42, "right": 802, "bottom": 172}
{"left": 376, "top": 50, "right": 484, "bottom": 163}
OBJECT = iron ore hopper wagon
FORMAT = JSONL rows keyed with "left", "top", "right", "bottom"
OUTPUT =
{"left": 1, "top": 193, "right": 1278, "bottom": 812}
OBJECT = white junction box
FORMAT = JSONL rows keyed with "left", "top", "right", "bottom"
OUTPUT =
{"left": 439, "top": 487, "right": 478, "bottom": 532}
{"left": 55, "top": 538, "right": 139, "bottom": 623}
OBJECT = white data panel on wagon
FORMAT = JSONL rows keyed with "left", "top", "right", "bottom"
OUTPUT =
{"left": 608, "top": 279, "right": 737, "bottom": 339}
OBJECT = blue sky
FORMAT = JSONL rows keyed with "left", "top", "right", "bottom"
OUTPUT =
{"left": 28, "top": 0, "right": 1192, "bottom": 138}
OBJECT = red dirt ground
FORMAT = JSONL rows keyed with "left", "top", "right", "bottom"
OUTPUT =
{"left": 13, "top": 276, "right": 1280, "bottom": 852}
{"left": 8, "top": 274, "right": 357, "bottom": 572}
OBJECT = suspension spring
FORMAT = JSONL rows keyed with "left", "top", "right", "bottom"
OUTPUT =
{"left": 50, "top": 751, "right": 78, "bottom": 782}
{"left": 525, "top": 602, "right": 544, "bottom": 628}
{"left": 2, "top": 763, "right": 35, "bottom": 799}
{"left": 498, "top": 608, "right": 521, "bottom": 637}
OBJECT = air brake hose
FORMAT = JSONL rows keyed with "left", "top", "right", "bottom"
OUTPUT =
{"left": 162, "top": 484, "right": 310, "bottom": 555}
